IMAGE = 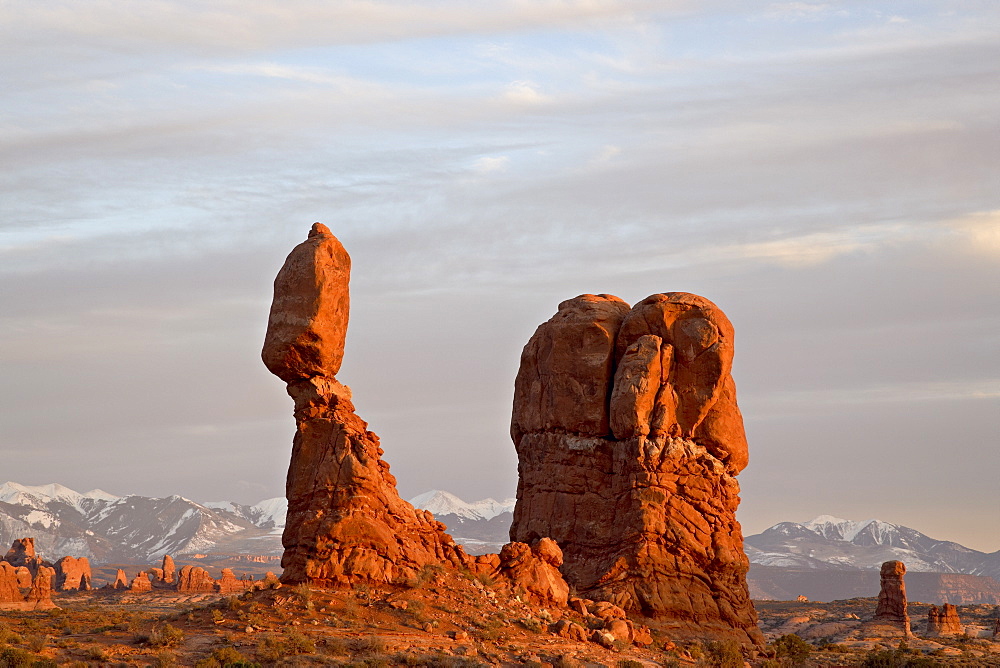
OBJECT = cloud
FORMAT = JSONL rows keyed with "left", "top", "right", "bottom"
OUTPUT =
{"left": 950, "top": 210, "right": 1000, "bottom": 257}
{"left": 473, "top": 156, "right": 510, "bottom": 174}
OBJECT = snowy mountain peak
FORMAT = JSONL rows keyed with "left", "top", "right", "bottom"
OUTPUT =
{"left": 409, "top": 490, "right": 515, "bottom": 521}
{"left": 802, "top": 516, "right": 895, "bottom": 542}
{"left": 0, "top": 481, "right": 120, "bottom": 511}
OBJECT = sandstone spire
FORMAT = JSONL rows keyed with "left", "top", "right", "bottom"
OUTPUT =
{"left": 510, "top": 292, "right": 761, "bottom": 645}
{"left": 263, "top": 224, "right": 472, "bottom": 585}
{"left": 870, "top": 560, "right": 912, "bottom": 636}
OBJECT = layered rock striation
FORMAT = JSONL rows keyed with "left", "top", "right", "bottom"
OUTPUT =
{"left": 263, "top": 224, "right": 473, "bottom": 586}
{"left": 510, "top": 293, "right": 760, "bottom": 644}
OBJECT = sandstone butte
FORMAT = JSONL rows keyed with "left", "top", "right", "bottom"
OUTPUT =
{"left": 510, "top": 293, "right": 762, "bottom": 645}
{"left": 927, "top": 603, "right": 963, "bottom": 637}
{"left": 262, "top": 224, "right": 762, "bottom": 645}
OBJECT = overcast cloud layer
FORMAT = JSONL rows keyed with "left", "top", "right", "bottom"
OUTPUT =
{"left": 2, "top": 1, "right": 999, "bottom": 551}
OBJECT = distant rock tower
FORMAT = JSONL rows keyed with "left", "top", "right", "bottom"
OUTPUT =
{"left": 868, "top": 560, "right": 912, "bottom": 636}
{"left": 510, "top": 292, "right": 761, "bottom": 645}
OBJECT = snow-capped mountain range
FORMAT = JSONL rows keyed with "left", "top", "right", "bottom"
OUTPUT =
{"left": 744, "top": 515, "right": 1000, "bottom": 579}
{"left": 408, "top": 490, "right": 515, "bottom": 555}
{"left": 0, "top": 481, "right": 286, "bottom": 564}
{"left": 5, "top": 480, "right": 999, "bottom": 588}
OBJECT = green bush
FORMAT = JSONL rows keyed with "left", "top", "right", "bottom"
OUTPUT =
{"left": 0, "top": 647, "right": 33, "bottom": 668}
{"left": 701, "top": 639, "right": 743, "bottom": 668}
{"left": 772, "top": 634, "right": 812, "bottom": 664}
{"left": 861, "top": 648, "right": 941, "bottom": 668}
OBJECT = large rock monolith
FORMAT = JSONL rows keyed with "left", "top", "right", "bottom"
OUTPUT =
{"left": 510, "top": 292, "right": 761, "bottom": 645}
{"left": 263, "top": 224, "right": 473, "bottom": 586}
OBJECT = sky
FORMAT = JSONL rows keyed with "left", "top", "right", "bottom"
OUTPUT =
{"left": 2, "top": 1, "right": 999, "bottom": 552}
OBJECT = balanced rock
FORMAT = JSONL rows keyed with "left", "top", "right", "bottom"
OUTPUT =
{"left": 176, "top": 565, "right": 215, "bottom": 593}
{"left": 54, "top": 556, "right": 92, "bottom": 591}
{"left": 511, "top": 293, "right": 760, "bottom": 645}
{"left": 927, "top": 603, "right": 963, "bottom": 637}
{"left": 263, "top": 224, "right": 473, "bottom": 585}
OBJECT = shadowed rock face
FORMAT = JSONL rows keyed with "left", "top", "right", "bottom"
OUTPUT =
{"left": 263, "top": 224, "right": 473, "bottom": 586}
{"left": 510, "top": 292, "right": 761, "bottom": 645}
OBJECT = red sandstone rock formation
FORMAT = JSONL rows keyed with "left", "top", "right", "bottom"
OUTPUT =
{"left": 0, "top": 562, "right": 23, "bottom": 605}
{"left": 215, "top": 568, "right": 254, "bottom": 594}
{"left": 263, "top": 224, "right": 474, "bottom": 586}
{"left": 493, "top": 539, "right": 569, "bottom": 607}
{"left": 176, "top": 565, "right": 216, "bottom": 593}
{"left": 927, "top": 603, "right": 963, "bottom": 637}
{"left": 54, "top": 556, "right": 92, "bottom": 591}
{"left": 130, "top": 572, "right": 152, "bottom": 592}
{"left": 14, "top": 566, "right": 31, "bottom": 588}
{"left": 3, "top": 538, "right": 48, "bottom": 575}
{"left": 872, "top": 560, "right": 911, "bottom": 635}
{"left": 161, "top": 555, "right": 176, "bottom": 584}
{"left": 26, "top": 566, "right": 56, "bottom": 609}
{"left": 510, "top": 293, "right": 760, "bottom": 645}
{"left": 111, "top": 569, "right": 128, "bottom": 589}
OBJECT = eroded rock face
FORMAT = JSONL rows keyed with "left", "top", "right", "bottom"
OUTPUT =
{"left": 871, "top": 560, "right": 912, "bottom": 636}
{"left": 216, "top": 568, "right": 254, "bottom": 594}
{"left": 111, "top": 569, "right": 128, "bottom": 589}
{"left": 263, "top": 224, "right": 473, "bottom": 586}
{"left": 0, "top": 562, "right": 23, "bottom": 604}
{"left": 927, "top": 603, "right": 962, "bottom": 637}
{"left": 54, "top": 556, "right": 92, "bottom": 591}
{"left": 130, "top": 572, "right": 152, "bottom": 593}
{"left": 176, "top": 565, "right": 216, "bottom": 593}
{"left": 494, "top": 538, "right": 569, "bottom": 607}
{"left": 510, "top": 293, "right": 760, "bottom": 645}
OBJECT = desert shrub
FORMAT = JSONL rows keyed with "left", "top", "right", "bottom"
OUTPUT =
{"left": 151, "top": 652, "right": 177, "bottom": 668}
{"left": 860, "top": 648, "right": 941, "bottom": 667}
{"left": 194, "top": 645, "right": 260, "bottom": 668}
{"left": 283, "top": 629, "right": 315, "bottom": 655}
{"left": 323, "top": 637, "right": 348, "bottom": 656}
{"left": 0, "top": 625, "right": 22, "bottom": 646}
{"left": 772, "top": 634, "right": 812, "bottom": 664}
{"left": 84, "top": 646, "right": 109, "bottom": 662}
{"left": 519, "top": 617, "right": 544, "bottom": 633}
{"left": 617, "top": 660, "right": 644, "bottom": 668}
{"left": 701, "top": 639, "right": 743, "bottom": 668}
{"left": 24, "top": 635, "right": 46, "bottom": 654}
{"left": 411, "top": 564, "right": 444, "bottom": 588}
{"left": 349, "top": 635, "right": 386, "bottom": 656}
{"left": 146, "top": 624, "right": 185, "bottom": 648}
{"left": 0, "top": 647, "right": 33, "bottom": 668}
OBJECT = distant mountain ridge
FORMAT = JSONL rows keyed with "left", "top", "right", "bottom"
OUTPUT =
{"left": 745, "top": 515, "right": 1000, "bottom": 579}
{"left": 409, "top": 490, "right": 514, "bottom": 555}
{"left": 0, "top": 481, "right": 285, "bottom": 564}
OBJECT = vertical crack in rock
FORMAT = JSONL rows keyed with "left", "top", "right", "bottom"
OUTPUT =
{"left": 263, "top": 224, "right": 473, "bottom": 586}
{"left": 511, "top": 292, "right": 762, "bottom": 645}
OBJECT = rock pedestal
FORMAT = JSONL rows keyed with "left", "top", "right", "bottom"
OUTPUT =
{"left": 263, "top": 224, "right": 473, "bottom": 586}
{"left": 510, "top": 293, "right": 760, "bottom": 645}
{"left": 927, "top": 603, "right": 962, "bottom": 637}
